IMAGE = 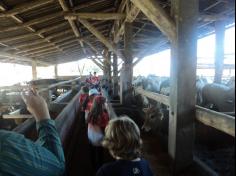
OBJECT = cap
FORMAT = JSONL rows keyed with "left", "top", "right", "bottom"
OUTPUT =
{"left": 89, "top": 88, "right": 99, "bottom": 96}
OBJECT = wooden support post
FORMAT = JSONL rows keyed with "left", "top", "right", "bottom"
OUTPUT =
{"left": 113, "top": 53, "right": 119, "bottom": 96}
{"left": 103, "top": 49, "right": 111, "bottom": 81}
{"left": 169, "top": 0, "right": 198, "bottom": 173}
{"left": 32, "top": 61, "right": 37, "bottom": 80}
{"left": 54, "top": 65, "right": 58, "bottom": 78}
{"left": 107, "top": 52, "right": 112, "bottom": 81}
{"left": 214, "top": 20, "right": 225, "bottom": 84}
{"left": 120, "top": 23, "right": 133, "bottom": 104}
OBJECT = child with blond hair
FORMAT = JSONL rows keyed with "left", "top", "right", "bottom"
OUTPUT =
{"left": 97, "top": 116, "right": 153, "bottom": 176}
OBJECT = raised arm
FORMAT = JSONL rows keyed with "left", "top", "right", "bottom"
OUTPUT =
{"left": 22, "top": 89, "right": 65, "bottom": 164}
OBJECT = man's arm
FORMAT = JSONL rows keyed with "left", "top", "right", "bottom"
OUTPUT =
{"left": 0, "top": 127, "right": 65, "bottom": 176}
{"left": 0, "top": 89, "right": 65, "bottom": 176}
{"left": 36, "top": 119, "right": 65, "bottom": 165}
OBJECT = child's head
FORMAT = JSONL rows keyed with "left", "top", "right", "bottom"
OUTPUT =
{"left": 102, "top": 116, "right": 142, "bottom": 160}
{"left": 81, "top": 86, "right": 89, "bottom": 94}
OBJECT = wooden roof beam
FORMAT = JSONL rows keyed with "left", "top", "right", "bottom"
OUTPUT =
{"left": 25, "top": 42, "right": 82, "bottom": 58}
{"left": 73, "top": 0, "right": 108, "bottom": 11}
{"left": 0, "top": 23, "right": 69, "bottom": 48}
{"left": 79, "top": 19, "right": 120, "bottom": 57}
{"left": 82, "top": 39, "right": 106, "bottom": 62}
{"left": 130, "top": 0, "right": 176, "bottom": 41}
{"left": 14, "top": 35, "right": 75, "bottom": 55}
{"left": 26, "top": 50, "right": 60, "bottom": 58}
{"left": 0, "top": 9, "right": 67, "bottom": 58}
{"left": 23, "top": 42, "right": 81, "bottom": 57}
{"left": 0, "top": 12, "right": 63, "bottom": 32}
{"left": 58, "top": 0, "right": 87, "bottom": 55}
{"left": 110, "top": 0, "right": 127, "bottom": 37}
{"left": 90, "top": 58, "right": 104, "bottom": 70}
{"left": 0, "top": 0, "right": 55, "bottom": 18}
{"left": 65, "top": 12, "right": 126, "bottom": 20}
{"left": 113, "top": 3, "right": 140, "bottom": 43}
{"left": 198, "top": 14, "right": 228, "bottom": 22}
{"left": 22, "top": 47, "right": 59, "bottom": 57}
{"left": 133, "top": 36, "right": 168, "bottom": 66}
{"left": 0, "top": 2, "right": 37, "bottom": 51}
{"left": 0, "top": 52, "right": 50, "bottom": 66}
{"left": 86, "top": 43, "right": 103, "bottom": 64}
{"left": 12, "top": 28, "right": 105, "bottom": 55}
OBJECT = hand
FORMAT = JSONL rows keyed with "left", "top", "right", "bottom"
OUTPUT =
{"left": 21, "top": 88, "right": 50, "bottom": 122}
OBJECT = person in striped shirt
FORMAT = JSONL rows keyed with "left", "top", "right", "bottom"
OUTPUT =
{"left": 0, "top": 89, "right": 65, "bottom": 176}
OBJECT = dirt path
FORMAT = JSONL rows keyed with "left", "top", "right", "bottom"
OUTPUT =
{"left": 141, "top": 133, "right": 204, "bottom": 176}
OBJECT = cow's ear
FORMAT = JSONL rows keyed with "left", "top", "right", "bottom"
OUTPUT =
{"left": 143, "top": 108, "right": 149, "bottom": 113}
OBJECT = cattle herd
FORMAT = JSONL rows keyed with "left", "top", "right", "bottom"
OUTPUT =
{"left": 132, "top": 75, "right": 235, "bottom": 133}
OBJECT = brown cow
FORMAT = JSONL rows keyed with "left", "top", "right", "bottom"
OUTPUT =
{"left": 142, "top": 105, "right": 164, "bottom": 132}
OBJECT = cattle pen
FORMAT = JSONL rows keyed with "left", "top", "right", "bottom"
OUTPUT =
{"left": 0, "top": 0, "right": 235, "bottom": 176}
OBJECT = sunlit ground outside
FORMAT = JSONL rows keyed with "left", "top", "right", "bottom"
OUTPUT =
{"left": 0, "top": 26, "right": 235, "bottom": 86}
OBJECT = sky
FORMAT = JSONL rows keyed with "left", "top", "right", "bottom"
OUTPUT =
{"left": 0, "top": 26, "right": 235, "bottom": 86}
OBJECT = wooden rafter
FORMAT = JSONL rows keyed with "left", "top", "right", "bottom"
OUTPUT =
{"left": 79, "top": 19, "right": 120, "bottom": 56}
{"left": 73, "top": 0, "right": 108, "bottom": 11}
{"left": 82, "top": 39, "right": 105, "bottom": 63}
{"left": 113, "top": 3, "right": 140, "bottom": 43}
{"left": 110, "top": 0, "right": 127, "bottom": 36}
{"left": 0, "top": 28, "right": 70, "bottom": 43}
{"left": 14, "top": 35, "right": 74, "bottom": 55}
{"left": 22, "top": 46, "right": 58, "bottom": 57}
{"left": 12, "top": 28, "right": 108, "bottom": 57}
{"left": 65, "top": 12, "right": 126, "bottom": 20}
{"left": 27, "top": 50, "right": 60, "bottom": 58}
{"left": 58, "top": 0, "right": 86, "bottom": 54}
{"left": 0, "top": 12, "right": 63, "bottom": 32}
{"left": 0, "top": 4, "right": 67, "bottom": 56}
{"left": 0, "top": 52, "right": 49, "bottom": 66}
{"left": 91, "top": 58, "right": 104, "bottom": 70}
{"left": 0, "top": 0, "right": 55, "bottom": 18}
{"left": 0, "top": 2, "right": 36, "bottom": 33}
{"left": 133, "top": 36, "right": 168, "bottom": 66}
{"left": 130, "top": 0, "right": 176, "bottom": 41}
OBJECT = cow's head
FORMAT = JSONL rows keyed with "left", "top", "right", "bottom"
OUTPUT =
{"left": 142, "top": 106, "right": 164, "bottom": 132}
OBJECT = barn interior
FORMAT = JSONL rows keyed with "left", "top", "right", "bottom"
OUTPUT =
{"left": 0, "top": 0, "right": 235, "bottom": 176}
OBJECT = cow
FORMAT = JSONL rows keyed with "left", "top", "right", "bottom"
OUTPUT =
{"left": 142, "top": 75, "right": 161, "bottom": 93}
{"left": 133, "top": 75, "right": 171, "bottom": 94}
{"left": 142, "top": 104, "right": 169, "bottom": 135}
{"left": 139, "top": 75, "right": 235, "bottom": 134}
{"left": 201, "top": 83, "right": 235, "bottom": 112}
{"left": 196, "top": 77, "right": 208, "bottom": 105}
{"left": 159, "top": 78, "right": 170, "bottom": 96}
{"left": 226, "top": 76, "right": 235, "bottom": 88}
{"left": 133, "top": 76, "right": 146, "bottom": 88}
{"left": 142, "top": 105, "right": 163, "bottom": 132}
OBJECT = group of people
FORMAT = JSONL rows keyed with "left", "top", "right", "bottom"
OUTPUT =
{"left": 86, "top": 72, "right": 101, "bottom": 90}
{"left": 0, "top": 84, "right": 154, "bottom": 175}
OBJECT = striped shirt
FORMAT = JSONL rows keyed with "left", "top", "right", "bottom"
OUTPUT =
{"left": 0, "top": 119, "right": 65, "bottom": 176}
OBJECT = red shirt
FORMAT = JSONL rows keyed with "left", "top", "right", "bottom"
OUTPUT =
{"left": 88, "top": 111, "right": 109, "bottom": 128}
{"left": 91, "top": 76, "right": 99, "bottom": 85}
{"left": 79, "top": 94, "right": 88, "bottom": 112}
{"left": 85, "top": 98, "right": 94, "bottom": 112}
{"left": 79, "top": 94, "right": 88, "bottom": 104}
